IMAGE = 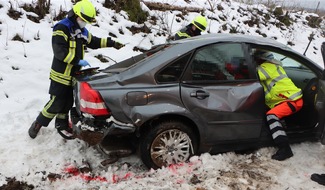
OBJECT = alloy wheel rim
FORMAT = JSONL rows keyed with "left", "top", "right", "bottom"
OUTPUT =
{"left": 150, "top": 129, "right": 192, "bottom": 167}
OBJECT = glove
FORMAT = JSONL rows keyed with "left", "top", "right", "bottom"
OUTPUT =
{"left": 78, "top": 60, "right": 91, "bottom": 67}
{"left": 113, "top": 41, "right": 125, "bottom": 49}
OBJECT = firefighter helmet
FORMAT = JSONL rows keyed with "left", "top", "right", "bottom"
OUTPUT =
{"left": 254, "top": 50, "right": 281, "bottom": 65}
{"left": 73, "top": 0, "right": 96, "bottom": 23}
{"left": 191, "top": 15, "right": 207, "bottom": 32}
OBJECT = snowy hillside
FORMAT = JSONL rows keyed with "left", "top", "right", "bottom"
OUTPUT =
{"left": 1, "top": 0, "right": 325, "bottom": 189}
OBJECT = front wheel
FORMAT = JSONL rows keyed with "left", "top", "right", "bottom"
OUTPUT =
{"left": 139, "top": 120, "right": 198, "bottom": 169}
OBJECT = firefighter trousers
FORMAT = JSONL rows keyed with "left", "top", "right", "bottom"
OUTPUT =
{"left": 36, "top": 89, "right": 73, "bottom": 127}
{"left": 266, "top": 98, "right": 303, "bottom": 146}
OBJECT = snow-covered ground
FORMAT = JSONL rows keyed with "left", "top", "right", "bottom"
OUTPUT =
{"left": 1, "top": 0, "right": 325, "bottom": 189}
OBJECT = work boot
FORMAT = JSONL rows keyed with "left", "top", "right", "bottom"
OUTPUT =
{"left": 271, "top": 145, "right": 293, "bottom": 161}
{"left": 311, "top": 173, "right": 325, "bottom": 186}
{"left": 28, "top": 121, "right": 42, "bottom": 139}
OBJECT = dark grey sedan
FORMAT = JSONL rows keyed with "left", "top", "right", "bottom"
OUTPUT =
{"left": 70, "top": 34, "right": 325, "bottom": 169}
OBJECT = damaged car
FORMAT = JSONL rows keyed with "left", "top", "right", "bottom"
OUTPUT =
{"left": 70, "top": 34, "right": 325, "bottom": 169}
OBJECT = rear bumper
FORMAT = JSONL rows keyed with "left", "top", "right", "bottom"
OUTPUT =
{"left": 70, "top": 107, "right": 136, "bottom": 145}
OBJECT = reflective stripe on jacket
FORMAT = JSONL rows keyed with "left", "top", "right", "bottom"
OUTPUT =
{"left": 257, "top": 61, "right": 302, "bottom": 108}
{"left": 174, "top": 24, "right": 200, "bottom": 40}
{"left": 175, "top": 26, "right": 192, "bottom": 40}
{"left": 50, "top": 18, "right": 115, "bottom": 86}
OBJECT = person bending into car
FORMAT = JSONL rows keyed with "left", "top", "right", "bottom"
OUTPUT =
{"left": 174, "top": 15, "right": 207, "bottom": 40}
{"left": 28, "top": 0, "right": 124, "bottom": 139}
{"left": 255, "top": 50, "right": 303, "bottom": 161}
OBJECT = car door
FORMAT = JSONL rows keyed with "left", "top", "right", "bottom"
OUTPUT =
{"left": 180, "top": 43, "right": 266, "bottom": 144}
{"left": 319, "top": 42, "right": 325, "bottom": 144}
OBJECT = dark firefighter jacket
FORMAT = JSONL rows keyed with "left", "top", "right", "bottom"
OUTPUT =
{"left": 50, "top": 17, "right": 115, "bottom": 89}
{"left": 174, "top": 24, "right": 201, "bottom": 40}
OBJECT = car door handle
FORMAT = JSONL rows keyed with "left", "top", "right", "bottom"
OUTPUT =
{"left": 190, "top": 90, "right": 210, "bottom": 99}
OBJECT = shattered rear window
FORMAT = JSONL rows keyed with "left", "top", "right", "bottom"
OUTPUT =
{"left": 102, "top": 44, "right": 172, "bottom": 74}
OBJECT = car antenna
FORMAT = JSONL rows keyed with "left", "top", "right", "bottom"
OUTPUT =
{"left": 303, "top": 32, "right": 315, "bottom": 56}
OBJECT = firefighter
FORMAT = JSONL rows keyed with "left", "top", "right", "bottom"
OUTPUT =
{"left": 255, "top": 50, "right": 303, "bottom": 161}
{"left": 28, "top": 0, "right": 124, "bottom": 139}
{"left": 174, "top": 15, "right": 207, "bottom": 40}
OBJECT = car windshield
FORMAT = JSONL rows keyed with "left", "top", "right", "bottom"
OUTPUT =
{"left": 101, "top": 44, "right": 172, "bottom": 74}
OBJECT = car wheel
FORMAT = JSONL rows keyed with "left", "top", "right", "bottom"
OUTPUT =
{"left": 140, "top": 120, "right": 198, "bottom": 169}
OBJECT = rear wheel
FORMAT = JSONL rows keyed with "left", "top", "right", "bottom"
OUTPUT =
{"left": 140, "top": 120, "right": 198, "bottom": 169}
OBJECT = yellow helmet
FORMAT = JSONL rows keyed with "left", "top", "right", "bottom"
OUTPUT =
{"left": 191, "top": 15, "right": 207, "bottom": 32}
{"left": 73, "top": 0, "right": 96, "bottom": 23}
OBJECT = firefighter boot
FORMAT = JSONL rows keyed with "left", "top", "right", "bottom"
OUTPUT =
{"left": 271, "top": 144, "right": 293, "bottom": 161}
{"left": 311, "top": 173, "right": 325, "bottom": 186}
{"left": 28, "top": 121, "right": 42, "bottom": 139}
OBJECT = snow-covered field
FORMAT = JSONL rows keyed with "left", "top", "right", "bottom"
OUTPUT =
{"left": 1, "top": 0, "right": 325, "bottom": 189}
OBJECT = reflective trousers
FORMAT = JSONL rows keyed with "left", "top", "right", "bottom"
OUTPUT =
{"left": 266, "top": 98, "right": 303, "bottom": 146}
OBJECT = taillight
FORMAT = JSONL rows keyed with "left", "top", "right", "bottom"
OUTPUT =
{"left": 79, "top": 82, "right": 110, "bottom": 116}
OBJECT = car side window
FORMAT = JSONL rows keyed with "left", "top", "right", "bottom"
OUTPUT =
{"left": 187, "top": 43, "right": 250, "bottom": 81}
{"left": 272, "top": 52, "right": 307, "bottom": 69}
{"left": 156, "top": 53, "right": 191, "bottom": 83}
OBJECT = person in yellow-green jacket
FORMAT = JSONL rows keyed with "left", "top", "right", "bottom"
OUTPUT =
{"left": 28, "top": 0, "right": 124, "bottom": 139}
{"left": 255, "top": 50, "right": 303, "bottom": 161}
{"left": 174, "top": 15, "right": 207, "bottom": 40}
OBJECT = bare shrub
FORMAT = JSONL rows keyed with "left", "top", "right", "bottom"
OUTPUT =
{"left": 12, "top": 34, "right": 24, "bottom": 42}
{"left": 21, "top": 0, "right": 51, "bottom": 22}
{"left": 273, "top": 7, "right": 292, "bottom": 26}
{"left": 103, "top": 0, "right": 148, "bottom": 24}
{"left": 7, "top": 2, "right": 22, "bottom": 20}
{"left": 127, "top": 25, "right": 151, "bottom": 35}
{"left": 306, "top": 15, "right": 323, "bottom": 28}
{"left": 52, "top": 5, "right": 67, "bottom": 21}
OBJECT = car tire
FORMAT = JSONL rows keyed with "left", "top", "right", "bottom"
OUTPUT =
{"left": 139, "top": 120, "right": 198, "bottom": 169}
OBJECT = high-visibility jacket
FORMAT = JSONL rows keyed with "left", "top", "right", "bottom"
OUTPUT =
{"left": 174, "top": 24, "right": 200, "bottom": 40}
{"left": 257, "top": 61, "right": 302, "bottom": 108}
{"left": 50, "top": 17, "right": 115, "bottom": 86}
